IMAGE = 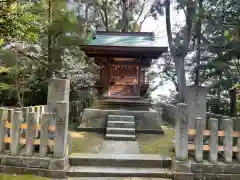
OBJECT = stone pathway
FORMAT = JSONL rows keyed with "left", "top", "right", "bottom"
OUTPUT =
{"left": 99, "top": 140, "right": 140, "bottom": 154}
{"left": 69, "top": 178, "right": 170, "bottom": 180}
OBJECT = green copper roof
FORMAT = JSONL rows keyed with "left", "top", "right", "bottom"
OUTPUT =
{"left": 86, "top": 32, "right": 162, "bottom": 47}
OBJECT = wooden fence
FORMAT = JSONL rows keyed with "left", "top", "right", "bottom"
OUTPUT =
{"left": 0, "top": 101, "right": 69, "bottom": 158}
{"left": 175, "top": 103, "right": 240, "bottom": 163}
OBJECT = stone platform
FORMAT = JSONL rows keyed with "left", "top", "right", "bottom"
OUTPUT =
{"left": 78, "top": 108, "right": 163, "bottom": 133}
{"left": 93, "top": 98, "right": 151, "bottom": 110}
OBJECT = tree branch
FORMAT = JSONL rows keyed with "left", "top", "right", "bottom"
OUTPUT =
{"left": 132, "top": 0, "right": 148, "bottom": 32}
{"left": 165, "top": 0, "right": 174, "bottom": 54}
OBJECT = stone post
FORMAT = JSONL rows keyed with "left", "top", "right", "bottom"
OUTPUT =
{"left": 11, "top": 111, "right": 22, "bottom": 156}
{"left": 184, "top": 86, "right": 208, "bottom": 129}
{"left": 40, "top": 113, "right": 52, "bottom": 158}
{"left": 223, "top": 119, "right": 233, "bottom": 163}
{"left": 25, "top": 112, "right": 37, "bottom": 156}
{"left": 47, "top": 78, "right": 70, "bottom": 113}
{"left": 54, "top": 101, "right": 69, "bottom": 158}
{"left": 195, "top": 117, "right": 204, "bottom": 162}
{"left": 209, "top": 118, "right": 218, "bottom": 163}
{"left": 0, "top": 108, "right": 7, "bottom": 152}
{"left": 237, "top": 137, "right": 240, "bottom": 162}
{"left": 175, "top": 103, "right": 188, "bottom": 161}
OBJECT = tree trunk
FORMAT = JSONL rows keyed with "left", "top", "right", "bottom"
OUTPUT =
{"left": 194, "top": 0, "right": 203, "bottom": 86}
{"left": 174, "top": 56, "right": 186, "bottom": 102}
{"left": 122, "top": 0, "right": 128, "bottom": 32}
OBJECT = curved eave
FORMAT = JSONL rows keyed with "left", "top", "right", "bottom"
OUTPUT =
{"left": 80, "top": 45, "right": 168, "bottom": 59}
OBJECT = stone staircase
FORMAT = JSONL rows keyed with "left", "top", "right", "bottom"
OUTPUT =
{"left": 105, "top": 115, "right": 136, "bottom": 141}
{"left": 67, "top": 153, "right": 173, "bottom": 178}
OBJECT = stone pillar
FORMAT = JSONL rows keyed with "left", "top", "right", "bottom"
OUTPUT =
{"left": 209, "top": 118, "right": 218, "bottom": 163}
{"left": 184, "top": 86, "right": 208, "bottom": 129}
{"left": 47, "top": 78, "right": 70, "bottom": 113}
{"left": 223, "top": 118, "right": 233, "bottom": 163}
{"left": 195, "top": 117, "right": 204, "bottom": 162}
{"left": 54, "top": 101, "right": 69, "bottom": 158}
{"left": 175, "top": 103, "right": 188, "bottom": 161}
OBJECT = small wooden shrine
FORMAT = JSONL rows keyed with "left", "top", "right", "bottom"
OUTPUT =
{"left": 80, "top": 31, "right": 168, "bottom": 102}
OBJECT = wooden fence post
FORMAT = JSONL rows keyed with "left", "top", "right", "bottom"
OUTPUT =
{"left": 237, "top": 137, "right": 240, "bottom": 162}
{"left": 175, "top": 103, "right": 188, "bottom": 161}
{"left": 0, "top": 108, "right": 8, "bottom": 152}
{"left": 7, "top": 109, "right": 14, "bottom": 137}
{"left": 22, "top": 107, "right": 29, "bottom": 122}
{"left": 54, "top": 101, "right": 69, "bottom": 158}
{"left": 25, "top": 112, "right": 37, "bottom": 156}
{"left": 195, "top": 117, "right": 204, "bottom": 162}
{"left": 209, "top": 118, "right": 218, "bottom": 163}
{"left": 10, "top": 111, "right": 22, "bottom": 156}
{"left": 223, "top": 118, "right": 233, "bottom": 163}
{"left": 40, "top": 113, "right": 52, "bottom": 158}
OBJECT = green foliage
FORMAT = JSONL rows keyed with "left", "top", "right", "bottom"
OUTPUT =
{"left": 0, "top": 0, "right": 95, "bottom": 106}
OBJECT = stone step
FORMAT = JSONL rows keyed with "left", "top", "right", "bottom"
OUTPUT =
{"left": 69, "top": 153, "right": 172, "bottom": 168}
{"left": 105, "top": 134, "right": 136, "bottom": 141}
{"left": 108, "top": 115, "right": 134, "bottom": 122}
{"left": 107, "top": 121, "right": 135, "bottom": 128}
{"left": 107, "top": 127, "right": 135, "bottom": 135}
{"left": 67, "top": 166, "right": 173, "bottom": 178}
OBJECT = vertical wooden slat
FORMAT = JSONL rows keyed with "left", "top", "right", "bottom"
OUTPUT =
{"left": 34, "top": 106, "right": 40, "bottom": 124}
{"left": 22, "top": 107, "right": 29, "bottom": 122}
{"left": 39, "top": 105, "right": 45, "bottom": 124}
{"left": 54, "top": 101, "right": 69, "bottom": 158}
{"left": 209, "top": 118, "right": 218, "bottom": 163}
{"left": 7, "top": 109, "right": 14, "bottom": 137}
{"left": 237, "top": 137, "right": 240, "bottom": 162}
{"left": 195, "top": 117, "right": 204, "bottom": 162}
{"left": 34, "top": 106, "right": 41, "bottom": 138}
{"left": 39, "top": 113, "right": 52, "bottom": 158}
{"left": 44, "top": 105, "right": 48, "bottom": 113}
{"left": 175, "top": 103, "right": 188, "bottom": 161}
{"left": 223, "top": 118, "right": 233, "bottom": 163}
{"left": 29, "top": 106, "right": 35, "bottom": 112}
{"left": 25, "top": 112, "right": 37, "bottom": 156}
{"left": 0, "top": 108, "right": 8, "bottom": 152}
{"left": 11, "top": 111, "right": 22, "bottom": 156}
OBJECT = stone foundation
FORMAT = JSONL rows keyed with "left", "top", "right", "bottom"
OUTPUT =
{"left": 173, "top": 160, "right": 240, "bottom": 180}
{"left": 78, "top": 108, "right": 162, "bottom": 132}
{"left": 0, "top": 155, "right": 69, "bottom": 178}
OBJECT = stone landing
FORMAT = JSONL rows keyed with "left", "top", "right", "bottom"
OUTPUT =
{"left": 78, "top": 108, "right": 163, "bottom": 134}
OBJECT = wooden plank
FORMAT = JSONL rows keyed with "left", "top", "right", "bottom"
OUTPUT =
{"left": 188, "top": 144, "right": 239, "bottom": 152}
{"left": 188, "top": 129, "right": 240, "bottom": 137}
{"left": 4, "top": 122, "right": 56, "bottom": 131}
{"left": 4, "top": 137, "right": 55, "bottom": 146}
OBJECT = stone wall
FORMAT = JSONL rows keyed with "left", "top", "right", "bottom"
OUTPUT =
{"left": 79, "top": 108, "right": 162, "bottom": 131}
{"left": 155, "top": 102, "right": 239, "bottom": 130}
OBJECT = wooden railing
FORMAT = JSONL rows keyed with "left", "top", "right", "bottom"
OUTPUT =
{"left": 175, "top": 103, "right": 240, "bottom": 163}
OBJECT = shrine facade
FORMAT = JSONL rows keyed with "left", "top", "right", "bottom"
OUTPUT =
{"left": 80, "top": 31, "right": 168, "bottom": 100}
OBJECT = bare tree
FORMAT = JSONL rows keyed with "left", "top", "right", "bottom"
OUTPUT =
{"left": 151, "top": 0, "right": 197, "bottom": 102}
